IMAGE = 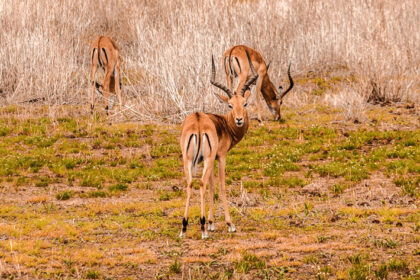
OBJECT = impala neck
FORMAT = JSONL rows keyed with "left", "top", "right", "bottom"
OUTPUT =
{"left": 225, "top": 111, "right": 249, "bottom": 148}
{"left": 261, "top": 74, "right": 277, "bottom": 102}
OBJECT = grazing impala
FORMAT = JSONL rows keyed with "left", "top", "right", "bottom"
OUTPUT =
{"left": 223, "top": 45, "right": 294, "bottom": 121}
{"left": 179, "top": 51, "right": 258, "bottom": 239}
{"left": 89, "top": 36, "right": 122, "bottom": 114}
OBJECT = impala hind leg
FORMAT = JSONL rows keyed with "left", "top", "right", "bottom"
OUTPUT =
{"left": 200, "top": 160, "right": 213, "bottom": 239}
{"left": 180, "top": 162, "right": 193, "bottom": 238}
{"left": 207, "top": 168, "right": 215, "bottom": 232}
{"left": 218, "top": 156, "right": 236, "bottom": 233}
{"left": 114, "top": 59, "right": 123, "bottom": 111}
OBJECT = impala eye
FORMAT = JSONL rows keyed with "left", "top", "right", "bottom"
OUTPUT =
{"left": 228, "top": 104, "right": 233, "bottom": 109}
{"left": 244, "top": 102, "right": 248, "bottom": 107}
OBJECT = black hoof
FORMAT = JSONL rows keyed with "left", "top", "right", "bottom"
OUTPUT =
{"left": 182, "top": 217, "right": 188, "bottom": 233}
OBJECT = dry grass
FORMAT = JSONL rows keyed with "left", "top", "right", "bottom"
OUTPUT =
{"left": 0, "top": 0, "right": 418, "bottom": 121}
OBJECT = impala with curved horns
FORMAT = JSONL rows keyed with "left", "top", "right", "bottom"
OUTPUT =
{"left": 179, "top": 51, "right": 258, "bottom": 239}
{"left": 89, "top": 36, "right": 122, "bottom": 114}
{"left": 223, "top": 45, "right": 294, "bottom": 121}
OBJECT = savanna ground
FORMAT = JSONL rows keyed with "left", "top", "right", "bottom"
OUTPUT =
{"left": 0, "top": 0, "right": 419, "bottom": 279}
{"left": 0, "top": 99, "right": 418, "bottom": 279}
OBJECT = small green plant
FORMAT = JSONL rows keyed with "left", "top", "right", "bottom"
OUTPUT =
{"left": 169, "top": 258, "right": 181, "bottom": 274}
{"left": 330, "top": 183, "right": 346, "bottom": 195}
{"left": 0, "top": 123, "right": 11, "bottom": 136}
{"left": 88, "top": 190, "right": 107, "bottom": 198}
{"left": 108, "top": 183, "right": 128, "bottom": 192}
{"left": 63, "top": 158, "right": 77, "bottom": 169}
{"left": 259, "top": 188, "right": 270, "bottom": 200}
{"left": 394, "top": 177, "right": 419, "bottom": 197}
{"left": 56, "top": 191, "right": 73, "bottom": 200}
{"left": 15, "top": 176, "right": 27, "bottom": 186}
{"left": 387, "top": 259, "right": 408, "bottom": 272}
{"left": 223, "top": 268, "right": 234, "bottom": 279}
{"left": 158, "top": 191, "right": 171, "bottom": 201}
{"left": 317, "top": 236, "right": 327, "bottom": 243}
{"left": 347, "top": 254, "right": 369, "bottom": 280}
{"left": 304, "top": 202, "right": 313, "bottom": 216}
{"left": 86, "top": 269, "right": 100, "bottom": 279}
{"left": 316, "top": 265, "right": 332, "bottom": 280}
{"left": 374, "top": 264, "right": 388, "bottom": 280}
{"left": 81, "top": 173, "right": 104, "bottom": 188}
{"left": 42, "top": 202, "right": 54, "bottom": 213}
{"left": 279, "top": 176, "right": 307, "bottom": 188}
{"left": 35, "top": 176, "right": 51, "bottom": 187}
{"left": 304, "top": 254, "right": 318, "bottom": 264}
{"left": 349, "top": 264, "right": 368, "bottom": 280}
{"left": 235, "top": 252, "right": 266, "bottom": 274}
{"left": 373, "top": 238, "right": 397, "bottom": 249}
{"left": 347, "top": 254, "right": 364, "bottom": 265}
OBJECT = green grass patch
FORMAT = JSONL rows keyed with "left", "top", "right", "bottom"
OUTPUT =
{"left": 394, "top": 176, "right": 419, "bottom": 197}
{"left": 56, "top": 191, "right": 73, "bottom": 200}
{"left": 108, "top": 183, "right": 129, "bottom": 192}
{"left": 235, "top": 252, "right": 266, "bottom": 274}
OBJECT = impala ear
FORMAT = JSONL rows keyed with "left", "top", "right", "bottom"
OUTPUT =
{"left": 275, "top": 86, "right": 283, "bottom": 100}
{"left": 213, "top": 92, "right": 229, "bottom": 103}
{"left": 244, "top": 89, "right": 252, "bottom": 101}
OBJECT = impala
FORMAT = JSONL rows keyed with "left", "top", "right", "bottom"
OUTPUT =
{"left": 223, "top": 45, "right": 294, "bottom": 121}
{"left": 179, "top": 51, "right": 258, "bottom": 239}
{"left": 89, "top": 36, "right": 122, "bottom": 114}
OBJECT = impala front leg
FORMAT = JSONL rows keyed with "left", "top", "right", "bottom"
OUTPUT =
{"left": 218, "top": 156, "right": 235, "bottom": 233}
{"left": 103, "top": 70, "right": 112, "bottom": 115}
{"left": 90, "top": 59, "right": 97, "bottom": 114}
{"left": 255, "top": 76, "right": 264, "bottom": 123}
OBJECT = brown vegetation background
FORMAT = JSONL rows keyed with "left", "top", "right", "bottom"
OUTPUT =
{"left": 0, "top": 0, "right": 418, "bottom": 121}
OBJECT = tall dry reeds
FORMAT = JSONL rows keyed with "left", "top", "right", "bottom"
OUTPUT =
{"left": 0, "top": 0, "right": 418, "bottom": 121}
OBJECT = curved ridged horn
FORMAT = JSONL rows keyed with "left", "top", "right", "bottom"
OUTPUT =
{"left": 278, "top": 63, "right": 294, "bottom": 100}
{"left": 239, "top": 50, "right": 259, "bottom": 96}
{"left": 210, "top": 55, "right": 233, "bottom": 98}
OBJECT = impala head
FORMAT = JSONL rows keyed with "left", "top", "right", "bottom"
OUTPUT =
{"left": 227, "top": 92, "right": 251, "bottom": 127}
{"left": 265, "top": 62, "right": 294, "bottom": 120}
{"left": 211, "top": 51, "right": 258, "bottom": 127}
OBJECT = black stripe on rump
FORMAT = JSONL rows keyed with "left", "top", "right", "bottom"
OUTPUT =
{"left": 228, "top": 46, "right": 236, "bottom": 77}
{"left": 102, "top": 48, "right": 108, "bottom": 64}
{"left": 235, "top": 57, "right": 241, "bottom": 74}
{"left": 186, "top": 134, "right": 194, "bottom": 153}
{"left": 91, "top": 48, "right": 96, "bottom": 63}
{"left": 192, "top": 114, "right": 201, "bottom": 165}
{"left": 204, "top": 133, "right": 212, "bottom": 154}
